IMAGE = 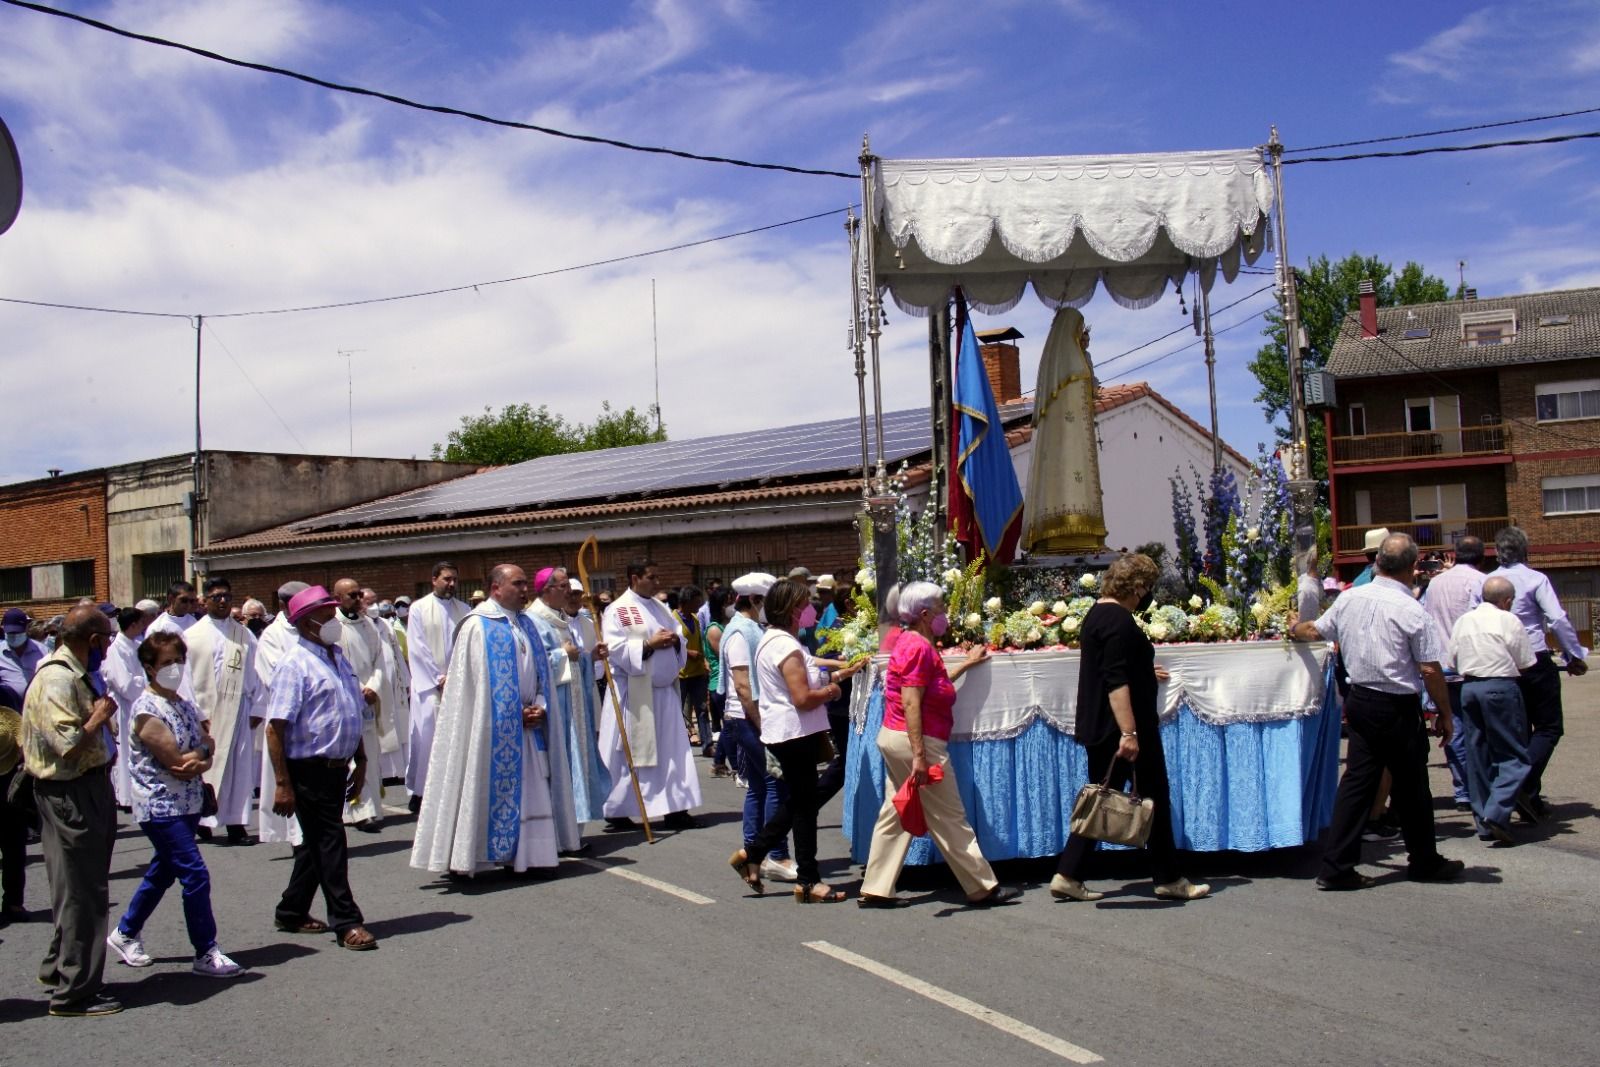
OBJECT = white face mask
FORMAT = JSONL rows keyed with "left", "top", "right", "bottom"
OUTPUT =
{"left": 722, "top": 606, "right": 735, "bottom": 622}
{"left": 365, "top": 604, "right": 380, "bottom": 618}
{"left": 314, "top": 615, "right": 344, "bottom": 645}
{"left": 396, "top": 606, "right": 409, "bottom": 619}
{"left": 154, "top": 663, "right": 185, "bottom": 691}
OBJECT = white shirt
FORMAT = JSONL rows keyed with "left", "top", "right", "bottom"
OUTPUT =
{"left": 720, "top": 627, "right": 752, "bottom": 720}
{"left": 1295, "top": 573, "right": 1322, "bottom": 624}
{"left": 1311, "top": 575, "right": 1446, "bottom": 695}
{"left": 754, "top": 630, "right": 826, "bottom": 745}
{"left": 1449, "top": 602, "right": 1537, "bottom": 680}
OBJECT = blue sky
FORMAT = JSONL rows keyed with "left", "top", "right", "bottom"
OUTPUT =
{"left": 2, "top": 0, "right": 1599, "bottom": 485}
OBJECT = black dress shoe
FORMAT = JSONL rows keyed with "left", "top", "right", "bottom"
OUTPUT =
{"left": 857, "top": 894, "right": 909, "bottom": 909}
{"left": 1316, "top": 872, "right": 1376, "bottom": 892}
{"left": 558, "top": 841, "right": 592, "bottom": 857}
{"left": 49, "top": 994, "right": 124, "bottom": 1018}
{"left": 1408, "top": 857, "right": 1465, "bottom": 882}
{"left": 1513, "top": 792, "right": 1544, "bottom": 824}
{"left": 662, "top": 811, "right": 701, "bottom": 830}
{"left": 195, "top": 825, "right": 214, "bottom": 841}
{"left": 1454, "top": 800, "right": 1473, "bottom": 813}
{"left": 966, "top": 885, "right": 1024, "bottom": 908}
{"left": 408, "top": 795, "right": 423, "bottom": 814}
{"left": 226, "top": 826, "right": 256, "bottom": 846}
{"left": 604, "top": 817, "right": 638, "bottom": 832}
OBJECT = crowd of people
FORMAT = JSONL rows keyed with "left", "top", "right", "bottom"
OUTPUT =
{"left": 0, "top": 524, "right": 1587, "bottom": 1016}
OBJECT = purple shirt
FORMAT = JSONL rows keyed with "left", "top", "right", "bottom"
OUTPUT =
{"left": 1422, "top": 563, "right": 1486, "bottom": 667}
{"left": 1492, "top": 563, "right": 1588, "bottom": 661}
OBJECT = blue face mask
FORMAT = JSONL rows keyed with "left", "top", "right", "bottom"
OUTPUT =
{"left": 87, "top": 641, "right": 106, "bottom": 673}
{"left": 4, "top": 632, "right": 27, "bottom": 650}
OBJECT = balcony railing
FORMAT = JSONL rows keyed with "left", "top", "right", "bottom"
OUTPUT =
{"left": 1330, "top": 423, "right": 1509, "bottom": 466}
{"left": 1335, "top": 516, "right": 1511, "bottom": 554}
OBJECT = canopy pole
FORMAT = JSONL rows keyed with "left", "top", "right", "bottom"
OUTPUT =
{"left": 1200, "top": 281, "right": 1221, "bottom": 474}
{"left": 847, "top": 206, "right": 871, "bottom": 501}
{"left": 928, "top": 301, "right": 952, "bottom": 548}
{"left": 1268, "top": 126, "right": 1317, "bottom": 548}
{"left": 859, "top": 135, "right": 887, "bottom": 491}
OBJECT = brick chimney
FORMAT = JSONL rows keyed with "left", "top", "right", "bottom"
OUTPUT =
{"left": 1358, "top": 279, "right": 1378, "bottom": 338}
{"left": 975, "top": 326, "right": 1024, "bottom": 403}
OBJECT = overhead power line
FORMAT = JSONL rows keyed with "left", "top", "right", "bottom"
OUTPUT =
{"left": 0, "top": 205, "right": 851, "bottom": 320}
{"left": 1101, "top": 308, "right": 1270, "bottom": 384}
{"left": 1281, "top": 129, "right": 1600, "bottom": 165}
{"left": 1096, "top": 283, "right": 1276, "bottom": 371}
{"left": 0, "top": 0, "right": 856, "bottom": 180}
{"left": 1285, "top": 104, "right": 1600, "bottom": 153}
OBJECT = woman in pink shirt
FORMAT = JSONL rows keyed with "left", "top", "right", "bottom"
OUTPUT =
{"left": 858, "top": 581, "right": 1020, "bottom": 909}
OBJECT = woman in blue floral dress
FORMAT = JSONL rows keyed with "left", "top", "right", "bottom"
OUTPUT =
{"left": 105, "top": 631, "right": 244, "bottom": 978}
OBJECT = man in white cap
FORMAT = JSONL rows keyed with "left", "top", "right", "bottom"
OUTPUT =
{"left": 720, "top": 572, "right": 797, "bottom": 882}
{"left": 1351, "top": 527, "right": 1391, "bottom": 588}
{"left": 406, "top": 562, "right": 470, "bottom": 811}
{"left": 266, "top": 585, "right": 376, "bottom": 949}
{"left": 814, "top": 574, "right": 840, "bottom": 633}
{"left": 599, "top": 558, "right": 700, "bottom": 832}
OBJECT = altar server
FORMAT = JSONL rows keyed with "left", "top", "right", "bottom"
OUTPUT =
{"left": 104, "top": 602, "right": 159, "bottom": 809}
{"left": 332, "top": 579, "right": 396, "bottom": 830}
{"left": 412, "top": 565, "right": 563, "bottom": 877}
{"left": 529, "top": 567, "right": 608, "bottom": 829}
{"left": 185, "top": 578, "right": 264, "bottom": 845}
{"left": 599, "top": 559, "right": 701, "bottom": 831}
{"left": 146, "top": 581, "right": 200, "bottom": 640}
{"left": 405, "top": 562, "right": 469, "bottom": 809}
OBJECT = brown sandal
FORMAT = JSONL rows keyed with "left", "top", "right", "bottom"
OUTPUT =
{"left": 274, "top": 917, "right": 330, "bottom": 934}
{"left": 795, "top": 883, "right": 848, "bottom": 904}
{"left": 728, "top": 848, "right": 764, "bottom": 896}
{"left": 339, "top": 926, "right": 379, "bottom": 951}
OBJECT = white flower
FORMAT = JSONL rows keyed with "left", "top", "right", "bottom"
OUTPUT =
{"left": 842, "top": 630, "right": 859, "bottom": 648}
{"left": 855, "top": 569, "right": 873, "bottom": 586}
{"left": 859, "top": 575, "right": 876, "bottom": 594}
{"left": 963, "top": 612, "right": 982, "bottom": 630}
{"left": 984, "top": 596, "right": 1003, "bottom": 614}
{"left": 1028, "top": 600, "right": 1046, "bottom": 616}
{"left": 1149, "top": 622, "right": 1170, "bottom": 641}
{"left": 1246, "top": 526, "right": 1261, "bottom": 543}
{"left": 943, "top": 567, "right": 963, "bottom": 584}
{"left": 1027, "top": 628, "right": 1042, "bottom": 644}
{"left": 1188, "top": 595, "right": 1203, "bottom": 610}
{"left": 1050, "top": 600, "right": 1069, "bottom": 617}
{"left": 1079, "top": 573, "right": 1098, "bottom": 589}
{"left": 1251, "top": 601, "right": 1270, "bottom": 621}
{"left": 1061, "top": 616, "right": 1080, "bottom": 633}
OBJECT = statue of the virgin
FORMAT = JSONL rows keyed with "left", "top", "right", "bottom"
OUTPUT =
{"left": 1023, "top": 307, "right": 1108, "bottom": 555}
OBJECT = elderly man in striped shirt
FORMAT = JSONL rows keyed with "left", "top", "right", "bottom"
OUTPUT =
{"left": 1289, "top": 533, "right": 1465, "bottom": 891}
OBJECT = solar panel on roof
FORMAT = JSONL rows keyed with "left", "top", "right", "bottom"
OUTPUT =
{"left": 1538, "top": 315, "right": 1571, "bottom": 327}
{"left": 1403, "top": 328, "right": 1431, "bottom": 340}
{"left": 292, "top": 405, "right": 999, "bottom": 533}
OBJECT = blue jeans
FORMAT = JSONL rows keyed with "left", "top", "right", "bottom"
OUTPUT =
{"left": 723, "top": 716, "right": 788, "bottom": 860}
{"left": 1442, "top": 681, "right": 1470, "bottom": 803}
{"left": 1459, "top": 678, "right": 1532, "bottom": 829}
{"left": 119, "top": 814, "right": 217, "bottom": 955}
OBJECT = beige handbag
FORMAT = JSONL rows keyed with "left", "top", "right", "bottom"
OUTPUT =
{"left": 1069, "top": 760, "right": 1155, "bottom": 847}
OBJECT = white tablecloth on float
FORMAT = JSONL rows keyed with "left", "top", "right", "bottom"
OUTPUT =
{"left": 850, "top": 640, "right": 1332, "bottom": 741}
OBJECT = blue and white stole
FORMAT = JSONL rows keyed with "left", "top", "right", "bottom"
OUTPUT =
{"left": 481, "top": 612, "right": 548, "bottom": 864}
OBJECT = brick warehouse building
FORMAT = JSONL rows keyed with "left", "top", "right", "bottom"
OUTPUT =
{"left": 0, "top": 468, "right": 110, "bottom": 619}
{"left": 1324, "top": 284, "right": 1600, "bottom": 645}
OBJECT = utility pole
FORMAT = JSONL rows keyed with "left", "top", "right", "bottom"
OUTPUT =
{"left": 651, "top": 279, "right": 662, "bottom": 434}
{"left": 1199, "top": 282, "right": 1222, "bottom": 474}
{"left": 191, "top": 315, "right": 204, "bottom": 578}
{"left": 338, "top": 349, "right": 364, "bottom": 455}
{"left": 1268, "top": 126, "right": 1317, "bottom": 548}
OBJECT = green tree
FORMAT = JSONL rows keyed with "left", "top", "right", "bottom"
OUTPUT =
{"left": 1247, "top": 253, "right": 1451, "bottom": 481}
{"left": 431, "top": 401, "right": 666, "bottom": 464}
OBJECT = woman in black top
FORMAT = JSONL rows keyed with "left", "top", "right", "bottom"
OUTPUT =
{"left": 1051, "top": 554, "right": 1211, "bottom": 902}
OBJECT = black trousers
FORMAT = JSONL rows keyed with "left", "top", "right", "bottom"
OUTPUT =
{"left": 0, "top": 767, "right": 29, "bottom": 910}
{"left": 744, "top": 733, "right": 834, "bottom": 885}
{"left": 277, "top": 759, "right": 364, "bottom": 934}
{"left": 1056, "top": 729, "right": 1179, "bottom": 886}
{"left": 1520, "top": 652, "right": 1564, "bottom": 797}
{"left": 1321, "top": 687, "right": 1440, "bottom": 879}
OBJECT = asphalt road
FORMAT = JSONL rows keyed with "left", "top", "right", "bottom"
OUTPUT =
{"left": 2, "top": 675, "right": 1595, "bottom": 1066}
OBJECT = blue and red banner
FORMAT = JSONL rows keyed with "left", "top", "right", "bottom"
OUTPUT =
{"left": 948, "top": 293, "right": 1023, "bottom": 565}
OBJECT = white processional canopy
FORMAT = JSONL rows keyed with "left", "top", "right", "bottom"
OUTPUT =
{"left": 871, "top": 147, "right": 1274, "bottom": 314}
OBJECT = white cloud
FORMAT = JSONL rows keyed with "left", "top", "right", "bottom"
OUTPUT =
{"left": 1387, "top": 9, "right": 1496, "bottom": 81}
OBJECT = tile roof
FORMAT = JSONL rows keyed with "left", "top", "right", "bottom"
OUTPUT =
{"left": 1094, "top": 382, "right": 1253, "bottom": 467}
{"left": 1326, "top": 286, "right": 1600, "bottom": 379}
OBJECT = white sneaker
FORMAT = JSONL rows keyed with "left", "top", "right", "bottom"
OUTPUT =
{"left": 760, "top": 857, "right": 799, "bottom": 883}
{"left": 192, "top": 946, "right": 244, "bottom": 978}
{"left": 106, "top": 928, "right": 152, "bottom": 968}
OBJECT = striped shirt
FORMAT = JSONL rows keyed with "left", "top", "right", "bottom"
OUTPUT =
{"left": 1310, "top": 575, "right": 1445, "bottom": 695}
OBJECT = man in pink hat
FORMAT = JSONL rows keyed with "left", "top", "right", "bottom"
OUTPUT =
{"left": 264, "top": 586, "right": 377, "bottom": 951}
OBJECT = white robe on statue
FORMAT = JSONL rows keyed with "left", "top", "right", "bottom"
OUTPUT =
{"left": 102, "top": 632, "right": 147, "bottom": 808}
{"left": 411, "top": 599, "right": 559, "bottom": 875}
{"left": 336, "top": 614, "right": 390, "bottom": 825}
{"left": 405, "top": 593, "right": 469, "bottom": 798}
{"left": 256, "top": 612, "right": 303, "bottom": 846}
{"left": 599, "top": 589, "right": 701, "bottom": 819}
{"left": 185, "top": 614, "right": 264, "bottom": 828}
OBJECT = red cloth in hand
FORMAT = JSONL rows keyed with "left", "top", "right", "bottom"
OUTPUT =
{"left": 892, "top": 763, "right": 945, "bottom": 837}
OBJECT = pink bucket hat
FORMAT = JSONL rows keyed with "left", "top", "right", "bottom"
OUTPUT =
{"left": 287, "top": 585, "right": 339, "bottom": 624}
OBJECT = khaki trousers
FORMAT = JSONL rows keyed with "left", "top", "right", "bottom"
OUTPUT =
{"left": 862, "top": 730, "right": 997, "bottom": 899}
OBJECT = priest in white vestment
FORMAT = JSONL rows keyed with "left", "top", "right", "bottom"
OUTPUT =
{"left": 371, "top": 607, "right": 411, "bottom": 784}
{"left": 186, "top": 579, "right": 265, "bottom": 844}
{"left": 599, "top": 560, "right": 702, "bottom": 830}
{"left": 332, "top": 579, "right": 395, "bottom": 830}
{"left": 405, "top": 564, "right": 470, "bottom": 806}
{"left": 255, "top": 581, "right": 308, "bottom": 846}
{"left": 412, "top": 564, "right": 563, "bottom": 877}
{"left": 103, "top": 601, "right": 159, "bottom": 809}
{"left": 526, "top": 567, "right": 599, "bottom": 845}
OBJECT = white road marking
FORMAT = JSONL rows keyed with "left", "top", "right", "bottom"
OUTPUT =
{"left": 803, "top": 940, "right": 1103, "bottom": 1064}
{"left": 572, "top": 858, "right": 715, "bottom": 905}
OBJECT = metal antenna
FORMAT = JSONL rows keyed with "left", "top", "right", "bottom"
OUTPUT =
{"left": 338, "top": 349, "right": 364, "bottom": 454}
{"left": 651, "top": 280, "right": 662, "bottom": 433}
